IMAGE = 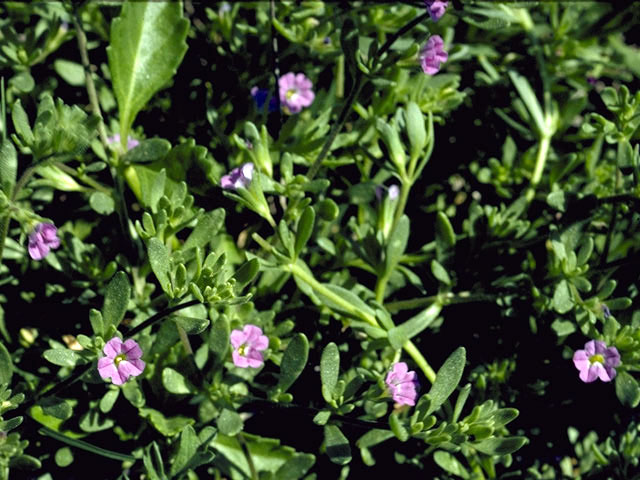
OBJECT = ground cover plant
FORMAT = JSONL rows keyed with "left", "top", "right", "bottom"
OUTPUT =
{"left": 1, "top": 1, "right": 640, "bottom": 478}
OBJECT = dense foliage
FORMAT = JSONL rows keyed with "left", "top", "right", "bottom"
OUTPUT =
{"left": 1, "top": 1, "right": 640, "bottom": 478}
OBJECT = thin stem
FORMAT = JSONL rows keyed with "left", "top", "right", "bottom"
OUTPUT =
{"left": 237, "top": 433, "right": 259, "bottom": 480}
{"left": 55, "top": 162, "right": 111, "bottom": 194}
{"left": 0, "top": 165, "right": 38, "bottom": 264}
{"left": 71, "top": 8, "right": 108, "bottom": 149}
{"left": 525, "top": 134, "right": 551, "bottom": 202}
{"left": 386, "top": 292, "right": 498, "bottom": 313}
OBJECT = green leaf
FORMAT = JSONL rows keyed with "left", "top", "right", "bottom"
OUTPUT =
{"left": 473, "top": 436, "right": 527, "bottom": 455}
{"left": 148, "top": 237, "right": 172, "bottom": 295}
{"left": 55, "top": 447, "right": 74, "bottom": 467}
{"left": 139, "top": 407, "right": 194, "bottom": 437}
{"left": 615, "top": 371, "right": 640, "bottom": 408}
{"left": 0, "top": 341, "right": 13, "bottom": 385}
{"left": 552, "top": 280, "right": 574, "bottom": 314}
{"left": 320, "top": 343, "right": 340, "bottom": 401}
{"left": 0, "top": 416, "right": 22, "bottom": 432}
{"left": 122, "top": 380, "right": 145, "bottom": 407}
{"left": 324, "top": 425, "right": 351, "bottom": 465}
{"left": 89, "top": 309, "right": 104, "bottom": 337}
{"left": 278, "top": 334, "right": 309, "bottom": 392}
{"left": 43, "top": 348, "right": 80, "bottom": 368}
{"left": 11, "top": 99, "right": 34, "bottom": 145}
{"left": 388, "top": 302, "right": 442, "bottom": 349}
{"left": 8, "top": 454, "right": 41, "bottom": 470}
{"left": 54, "top": 59, "right": 85, "bottom": 86}
{"left": 99, "top": 389, "right": 120, "bottom": 414}
{"left": 316, "top": 284, "right": 376, "bottom": 320}
{"left": 183, "top": 208, "right": 225, "bottom": 251}
{"left": 233, "top": 258, "right": 260, "bottom": 288}
{"left": 39, "top": 397, "right": 72, "bottom": 420}
{"left": 218, "top": 409, "right": 243, "bottom": 436}
{"left": 108, "top": 2, "right": 189, "bottom": 139}
{"left": 162, "top": 367, "right": 193, "bottom": 394}
{"left": 169, "top": 425, "right": 201, "bottom": 477}
{"left": 173, "top": 315, "right": 209, "bottom": 335}
{"left": 430, "top": 260, "right": 451, "bottom": 286}
{"left": 389, "top": 411, "right": 409, "bottom": 441}
{"left": 356, "top": 429, "right": 394, "bottom": 448}
{"left": 426, "top": 347, "right": 466, "bottom": 416}
{"left": 294, "top": 206, "right": 315, "bottom": 258}
{"left": 405, "top": 102, "right": 426, "bottom": 160}
{"left": 0, "top": 139, "right": 17, "bottom": 196}
{"left": 122, "top": 138, "right": 171, "bottom": 164}
{"left": 102, "top": 271, "right": 131, "bottom": 331}
{"left": 386, "top": 215, "right": 410, "bottom": 271}
{"left": 209, "top": 317, "right": 230, "bottom": 364}
{"left": 79, "top": 410, "right": 114, "bottom": 432}
{"left": 508, "top": 70, "right": 547, "bottom": 135}
{"left": 274, "top": 453, "right": 316, "bottom": 480}
{"left": 89, "top": 191, "right": 115, "bottom": 215}
{"left": 434, "top": 451, "right": 469, "bottom": 478}
{"left": 435, "top": 211, "right": 456, "bottom": 254}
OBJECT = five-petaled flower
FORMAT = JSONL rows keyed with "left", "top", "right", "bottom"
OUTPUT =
{"left": 278, "top": 72, "right": 315, "bottom": 114}
{"left": 425, "top": 0, "right": 448, "bottom": 21}
{"left": 98, "top": 337, "right": 145, "bottom": 385}
{"left": 385, "top": 362, "right": 419, "bottom": 406}
{"left": 28, "top": 222, "right": 60, "bottom": 260}
{"left": 420, "top": 35, "right": 448, "bottom": 75}
{"left": 573, "top": 340, "right": 620, "bottom": 383}
{"left": 230, "top": 324, "right": 269, "bottom": 368}
{"left": 221, "top": 162, "right": 254, "bottom": 190}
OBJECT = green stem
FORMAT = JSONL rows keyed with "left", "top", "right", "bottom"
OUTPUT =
{"left": 288, "top": 260, "right": 436, "bottom": 383}
{"left": 525, "top": 134, "right": 551, "bottom": 202}
{"left": 0, "top": 165, "right": 38, "bottom": 264}
{"left": 238, "top": 433, "right": 258, "bottom": 480}
{"left": 386, "top": 292, "right": 498, "bottom": 313}
{"left": 55, "top": 162, "right": 111, "bottom": 194}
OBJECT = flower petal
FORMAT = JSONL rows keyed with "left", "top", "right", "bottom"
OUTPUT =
{"left": 98, "top": 357, "right": 117, "bottom": 380}
{"left": 232, "top": 351, "right": 249, "bottom": 368}
{"left": 123, "top": 339, "right": 143, "bottom": 360}
{"left": 230, "top": 329, "right": 247, "bottom": 349}
{"left": 103, "top": 337, "right": 123, "bottom": 358}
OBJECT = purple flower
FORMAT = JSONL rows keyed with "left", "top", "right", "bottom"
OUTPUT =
{"left": 385, "top": 362, "right": 419, "bottom": 406}
{"left": 28, "top": 223, "right": 60, "bottom": 260}
{"left": 230, "top": 324, "right": 269, "bottom": 368}
{"left": 98, "top": 337, "right": 145, "bottom": 386}
{"left": 425, "top": 0, "right": 448, "bottom": 21}
{"left": 420, "top": 35, "right": 448, "bottom": 75}
{"left": 250, "top": 87, "right": 278, "bottom": 113}
{"left": 106, "top": 134, "right": 139, "bottom": 151}
{"left": 278, "top": 72, "right": 315, "bottom": 114}
{"left": 220, "top": 162, "right": 254, "bottom": 190}
{"left": 587, "top": 76, "right": 597, "bottom": 85}
{"left": 573, "top": 340, "right": 620, "bottom": 383}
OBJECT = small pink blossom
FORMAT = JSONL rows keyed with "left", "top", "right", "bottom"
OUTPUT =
{"left": 98, "top": 337, "right": 145, "bottom": 385}
{"left": 420, "top": 35, "right": 448, "bottom": 75}
{"left": 230, "top": 324, "right": 269, "bottom": 368}
{"left": 106, "top": 134, "right": 139, "bottom": 151}
{"left": 28, "top": 223, "right": 60, "bottom": 260}
{"left": 278, "top": 72, "right": 315, "bottom": 114}
{"left": 573, "top": 340, "right": 620, "bottom": 383}
{"left": 385, "top": 362, "right": 419, "bottom": 406}
{"left": 425, "top": 0, "right": 448, "bottom": 21}
{"left": 221, "top": 162, "right": 254, "bottom": 190}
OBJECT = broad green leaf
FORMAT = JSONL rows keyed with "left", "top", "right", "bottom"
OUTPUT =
{"left": 0, "top": 416, "right": 22, "bottom": 432}
{"left": 320, "top": 343, "right": 340, "bottom": 401}
{"left": 99, "top": 389, "right": 120, "bottom": 413}
{"left": 388, "top": 302, "right": 442, "bottom": 349}
{"left": 552, "top": 280, "right": 573, "bottom": 314}
{"left": 434, "top": 451, "right": 469, "bottom": 478}
{"left": 615, "top": 371, "right": 640, "bottom": 408}
{"left": 11, "top": 99, "right": 34, "bottom": 145}
{"left": 89, "top": 309, "right": 103, "bottom": 337}
{"left": 405, "top": 102, "right": 426, "bottom": 160}
{"left": 108, "top": 2, "right": 189, "bottom": 140}
{"left": 386, "top": 215, "right": 410, "bottom": 271}
{"left": 140, "top": 407, "right": 194, "bottom": 437}
{"left": 122, "top": 380, "right": 145, "bottom": 408}
{"left": 148, "top": 238, "right": 172, "bottom": 295}
{"left": 233, "top": 258, "right": 260, "bottom": 288}
{"left": 122, "top": 138, "right": 171, "bottom": 164}
{"left": 89, "top": 191, "right": 115, "bottom": 215}
{"left": 324, "top": 425, "right": 351, "bottom": 465}
{"left": 43, "top": 348, "right": 80, "bottom": 368}
{"left": 183, "top": 208, "right": 225, "bottom": 251}
{"left": 170, "top": 425, "right": 201, "bottom": 477}
{"left": 39, "top": 397, "right": 72, "bottom": 421}
{"left": 218, "top": 409, "right": 243, "bottom": 436}
{"left": 473, "top": 436, "right": 527, "bottom": 455}
{"left": 0, "top": 139, "right": 17, "bottom": 196}
{"left": 173, "top": 315, "right": 209, "bottom": 335}
{"left": 426, "top": 347, "right": 466, "bottom": 416}
{"left": 8, "top": 454, "right": 41, "bottom": 470}
{"left": 79, "top": 410, "right": 114, "bottom": 433}
{"left": 278, "top": 334, "right": 309, "bottom": 392}
{"left": 274, "top": 453, "right": 316, "bottom": 480}
{"left": 102, "top": 271, "right": 131, "bottom": 331}
{"left": 54, "top": 59, "right": 85, "bottom": 86}
{"left": 162, "top": 367, "right": 193, "bottom": 394}
{"left": 294, "top": 206, "right": 315, "bottom": 258}
{"left": 356, "top": 429, "right": 395, "bottom": 448}
{"left": 0, "top": 341, "right": 13, "bottom": 385}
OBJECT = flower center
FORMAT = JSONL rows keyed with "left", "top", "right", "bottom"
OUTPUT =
{"left": 589, "top": 354, "right": 605, "bottom": 364}
{"left": 238, "top": 344, "right": 248, "bottom": 357}
{"left": 286, "top": 88, "right": 298, "bottom": 100}
{"left": 114, "top": 353, "right": 127, "bottom": 366}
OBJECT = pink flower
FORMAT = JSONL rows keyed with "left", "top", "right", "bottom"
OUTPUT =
{"left": 98, "top": 337, "right": 145, "bottom": 385}
{"left": 385, "top": 362, "right": 419, "bottom": 406}
{"left": 230, "top": 324, "right": 269, "bottom": 368}
{"left": 221, "top": 162, "right": 254, "bottom": 190}
{"left": 278, "top": 72, "right": 315, "bottom": 114}
{"left": 425, "top": 0, "right": 448, "bottom": 21}
{"left": 28, "top": 223, "right": 60, "bottom": 260}
{"left": 573, "top": 340, "right": 620, "bottom": 383}
{"left": 420, "top": 35, "right": 448, "bottom": 75}
{"left": 106, "top": 134, "right": 139, "bottom": 151}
